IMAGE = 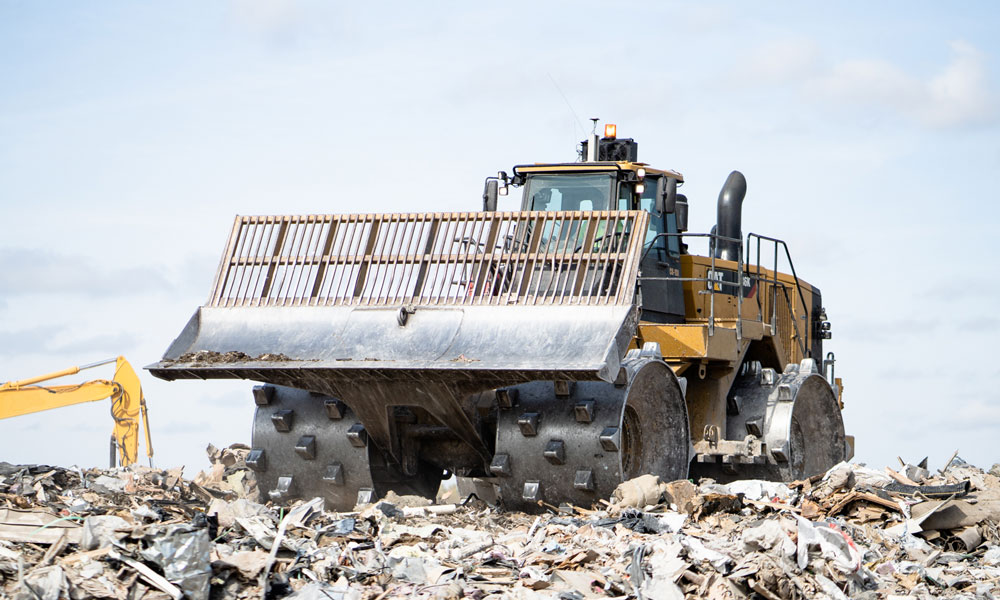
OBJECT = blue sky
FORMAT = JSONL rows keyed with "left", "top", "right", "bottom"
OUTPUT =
{"left": 1, "top": 1, "right": 998, "bottom": 473}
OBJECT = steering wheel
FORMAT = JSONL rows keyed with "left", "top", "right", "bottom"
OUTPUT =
{"left": 575, "top": 230, "right": 625, "bottom": 253}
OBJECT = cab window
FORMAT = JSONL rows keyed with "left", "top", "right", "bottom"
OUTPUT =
{"left": 523, "top": 174, "right": 614, "bottom": 211}
{"left": 639, "top": 178, "right": 680, "bottom": 256}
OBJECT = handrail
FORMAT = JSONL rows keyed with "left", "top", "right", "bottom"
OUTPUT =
{"left": 747, "top": 233, "right": 808, "bottom": 320}
{"left": 747, "top": 232, "right": 809, "bottom": 358}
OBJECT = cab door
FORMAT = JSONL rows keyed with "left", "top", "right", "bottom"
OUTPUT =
{"left": 636, "top": 183, "right": 686, "bottom": 323}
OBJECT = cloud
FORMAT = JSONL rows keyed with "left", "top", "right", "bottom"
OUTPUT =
{"left": 837, "top": 316, "right": 938, "bottom": 343}
{"left": 230, "top": 0, "right": 299, "bottom": 28}
{"left": 810, "top": 40, "right": 995, "bottom": 129}
{"left": 811, "top": 58, "right": 920, "bottom": 107}
{"left": 739, "top": 39, "right": 996, "bottom": 129}
{"left": 155, "top": 420, "right": 212, "bottom": 435}
{"left": 956, "top": 316, "right": 1000, "bottom": 333}
{"left": 923, "top": 41, "right": 995, "bottom": 127}
{"left": 49, "top": 332, "right": 139, "bottom": 356}
{"left": 938, "top": 396, "right": 1000, "bottom": 432}
{"left": 0, "top": 326, "right": 137, "bottom": 358}
{"left": 0, "top": 247, "right": 172, "bottom": 297}
{"left": 0, "top": 325, "right": 65, "bottom": 357}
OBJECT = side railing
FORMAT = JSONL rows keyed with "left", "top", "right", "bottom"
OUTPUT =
{"left": 746, "top": 232, "right": 810, "bottom": 359}
{"left": 639, "top": 230, "right": 810, "bottom": 358}
{"left": 208, "top": 211, "right": 649, "bottom": 309}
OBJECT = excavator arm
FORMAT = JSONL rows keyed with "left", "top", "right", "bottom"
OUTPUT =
{"left": 0, "top": 357, "right": 153, "bottom": 467}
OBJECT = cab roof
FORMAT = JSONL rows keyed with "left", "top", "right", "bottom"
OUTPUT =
{"left": 513, "top": 161, "right": 684, "bottom": 182}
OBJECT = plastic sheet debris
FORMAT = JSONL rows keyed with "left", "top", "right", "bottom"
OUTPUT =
{"left": 140, "top": 523, "right": 212, "bottom": 600}
{"left": 80, "top": 515, "right": 132, "bottom": 550}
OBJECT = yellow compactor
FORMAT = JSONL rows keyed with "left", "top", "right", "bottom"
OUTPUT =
{"left": 149, "top": 123, "right": 849, "bottom": 511}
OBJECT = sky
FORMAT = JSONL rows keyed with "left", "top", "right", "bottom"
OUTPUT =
{"left": 1, "top": 1, "right": 998, "bottom": 476}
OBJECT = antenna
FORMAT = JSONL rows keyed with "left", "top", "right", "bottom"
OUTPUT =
{"left": 590, "top": 117, "right": 599, "bottom": 134}
{"left": 547, "top": 73, "right": 586, "bottom": 141}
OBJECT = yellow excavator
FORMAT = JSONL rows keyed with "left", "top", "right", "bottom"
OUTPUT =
{"left": 0, "top": 357, "right": 154, "bottom": 467}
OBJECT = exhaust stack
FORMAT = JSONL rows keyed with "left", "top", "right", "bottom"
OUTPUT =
{"left": 715, "top": 171, "right": 747, "bottom": 261}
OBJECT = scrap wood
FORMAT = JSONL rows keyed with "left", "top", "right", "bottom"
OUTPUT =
{"left": 0, "top": 508, "right": 83, "bottom": 544}
{"left": 910, "top": 498, "right": 1000, "bottom": 530}
{"left": 110, "top": 549, "right": 183, "bottom": 600}
{"left": 885, "top": 466, "right": 919, "bottom": 487}
{"left": 940, "top": 450, "right": 961, "bottom": 475}
{"left": 827, "top": 490, "right": 902, "bottom": 516}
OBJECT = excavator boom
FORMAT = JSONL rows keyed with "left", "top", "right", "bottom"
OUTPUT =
{"left": 0, "top": 357, "right": 153, "bottom": 467}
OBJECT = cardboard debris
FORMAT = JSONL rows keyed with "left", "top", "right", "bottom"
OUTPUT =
{"left": 0, "top": 508, "right": 82, "bottom": 544}
{"left": 2, "top": 444, "right": 1000, "bottom": 599}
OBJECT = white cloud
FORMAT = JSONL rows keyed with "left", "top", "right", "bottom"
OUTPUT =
{"left": 0, "top": 248, "right": 172, "bottom": 297}
{"left": 741, "top": 38, "right": 996, "bottom": 129}
{"left": 811, "top": 59, "right": 921, "bottom": 107}
{"left": 922, "top": 41, "right": 995, "bottom": 127}
{"left": 229, "top": 0, "right": 302, "bottom": 36}
{"left": 940, "top": 397, "right": 1000, "bottom": 432}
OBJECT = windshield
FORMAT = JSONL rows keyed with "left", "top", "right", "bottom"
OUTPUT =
{"left": 523, "top": 173, "right": 615, "bottom": 211}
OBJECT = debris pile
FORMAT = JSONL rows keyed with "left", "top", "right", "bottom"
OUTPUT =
{"left": 3, "top": 447, "right": 1000, "bottom": 599}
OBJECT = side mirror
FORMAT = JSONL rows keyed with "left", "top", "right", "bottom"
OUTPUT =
{"left": 656, "top": 177, "right": 678, "bottom": 214}
{"left": 483, "top": 179, "right": 499, "bottom": 212}
{"left": 675, "top": 194, "right": 688, "bottom": 232}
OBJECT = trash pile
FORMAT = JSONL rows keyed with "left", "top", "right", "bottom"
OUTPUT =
{"left": 3, "top": 446, "right": 1000, "bottom": 600}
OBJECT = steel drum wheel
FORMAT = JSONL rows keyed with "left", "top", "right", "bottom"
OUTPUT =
{"left": 492, "top": 356, "right": 689, "bottom": 512}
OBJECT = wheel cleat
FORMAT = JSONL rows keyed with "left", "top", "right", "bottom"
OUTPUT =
{"left": 271, "top": 409, "right": 294, "bottom": 432}
{"left": 573, "top": 470, "right": 595, "bottom": 491}
{"left": 346, "top": 423, "right": 368, "bottom": 447}
{"left": 517, "top": 412, "right": 539, "bottom": 437}
{"left": 356, "top": 488, "right": 376, "bottom": 506}
{"left": 543, "top": 440, "right": 566, "bottom": 465}
{"left": 777, "top": 384, "right": 793, "bottom": 401}
{"left": 771, "top": 442, "right": 790, "bottom": 463}
{"left": 322, "top": 463, "right": 344, "bottom": 486}
{"left": 574, "top": 400, "right": 595, "bottom": 423}
{"left": 246, "top": 449, "right": 266, "bottom": 471}
{"left": 489, "top": 453, "right": 511, "bottom": 477}
{"left": 522, "top": 481, "right": 543, "bottom": 503}
{"left": 324, "top": 399, "right": 347, "bottom": 420}
{"left": 252, "top": 385, "right": 275, "bottom": 406}
{"left": 496, "top": 388, "right": 518, "bottom": 410}
{"left": 294, "top": 435, "right": 316, "bottom": 460}
{"left": 599, "top": 426, "right": 620, "bottom": 452}
{"left": 268, "top": 476, "right": 294, "bottom": 501}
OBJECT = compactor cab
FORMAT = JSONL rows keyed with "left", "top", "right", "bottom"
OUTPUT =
{"left": 150, "top": 122, "right": 849, "bottom": 511}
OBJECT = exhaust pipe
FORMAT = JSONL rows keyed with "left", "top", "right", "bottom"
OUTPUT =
{"left": 586, "top": 131, "right": 599, "bottom": 162}
{"left": 715, "top": 171, "right": 746, "bottom": 261}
